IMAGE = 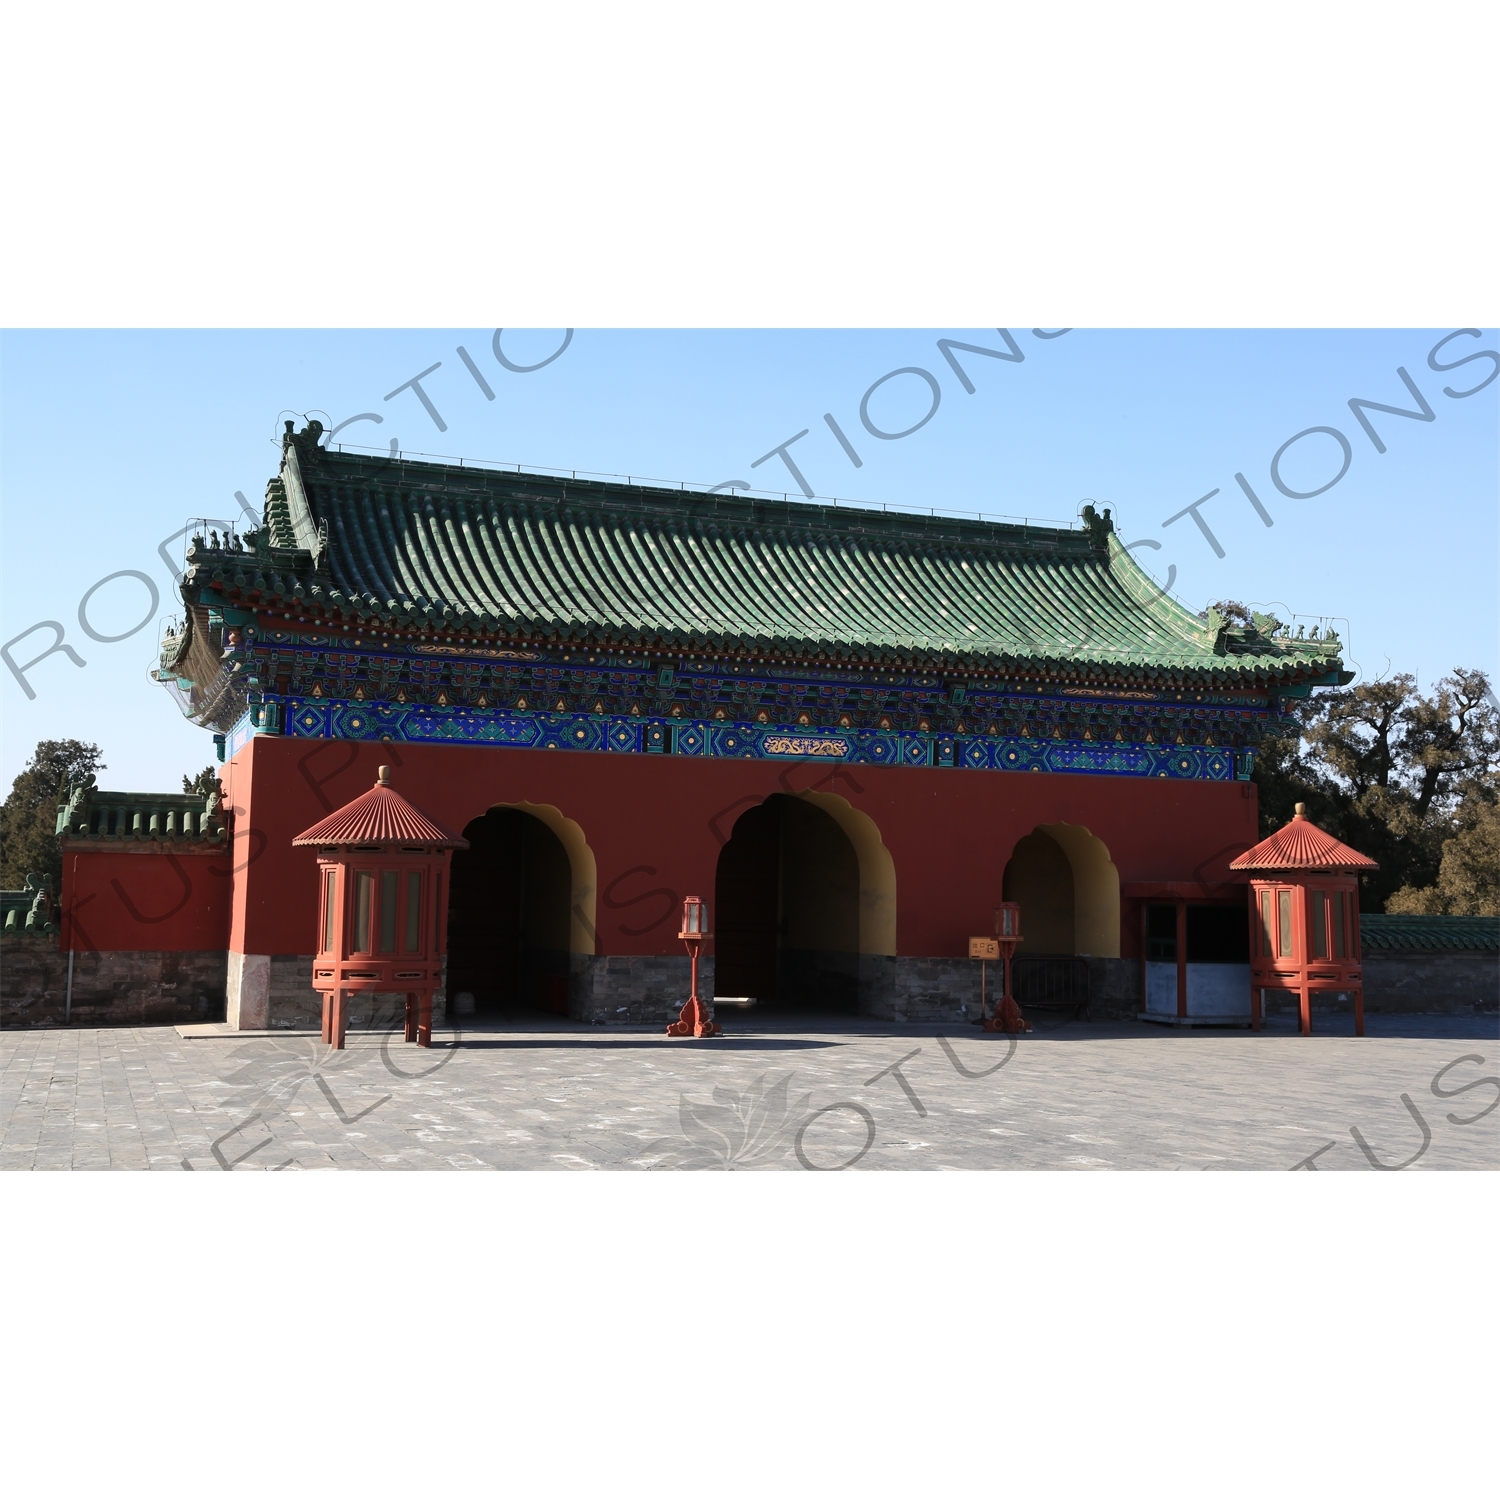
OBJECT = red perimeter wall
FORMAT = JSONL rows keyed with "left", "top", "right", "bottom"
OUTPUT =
{"left": 59, "top": 844, "right": 234, "bottom": 954}
{"left": 191, "top": 735, "right": 1260, "bottom": 960}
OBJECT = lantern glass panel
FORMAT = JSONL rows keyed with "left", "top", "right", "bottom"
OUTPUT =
{"left": 380, "top": 870, "right": 398, "bottom": 953}
{"left": 354, "top": 871, "right": 373, "bottom": 953}
{"left": 1310, "top": 890, "right": 1328, "bottom": 959}
{"left": 405, "top": 871, "right": 422, "bottom": 952}
{"left": 1277, "top": 889, "right": 1293, "bottom": 958}
{"left": 1332, "top": 890, "right": 1346, "bottom": 959}
{"left": 322, "top": 870, "right": 336, "bottom": 954}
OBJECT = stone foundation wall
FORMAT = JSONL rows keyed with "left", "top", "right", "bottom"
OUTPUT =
{"left": 857, "top": 955, "right": 1143, "bottom": 1023}
{"left": 1261, "top": 951, "right": 1498, "bottom": 1017}
{"left": 265, "top": 954, "right": 450, "bottom": 1031}
{"left": 858, "top": 955, "right": 960, "bottom": 1022}
{"left": 1084, "top": 958, "right": 1143, "bottom": 1020}
{"left": 1362, "top": 952, "right": 1497, "bottom": 1012}
{"left": 10, "top": 942, "right": 1488, "bottom": 1030}
{"left": 1, "top": 938, "right": 227, "bottom": 1028}
{"left": 570, "top": 952, "right": 1129, "bottom": 1026}
{"left": 570, "top": 953, "right": 713, "bottom": 1025}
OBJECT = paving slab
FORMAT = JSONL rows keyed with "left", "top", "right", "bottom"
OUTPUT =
{"left": 2, "top": 1012, "right": 1496, "bottom": 1170}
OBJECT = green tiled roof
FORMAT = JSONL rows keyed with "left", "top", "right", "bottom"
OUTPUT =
{"left": 55, "top": 783, "right": 225, "bottom": 843}
{"left": 176, "top": 425, "right": 1348, "bottom": 685}
{"left": 1361, "top": 915, "right": 1500, "bottom": 953}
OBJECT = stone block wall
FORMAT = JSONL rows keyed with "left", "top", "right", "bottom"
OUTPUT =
{"left": 1, "top": 937, "right": 227, "bottom": 1028}
{"left": 856, "top": 955, "right": 1143, "bottom": 1023}
{"left": 856, "top": 955, "right": 981, "bottom": 1023}
{"left": 570, "top": 953, "right": 712, "bottom": 1025}
{"left": 1261, "top": 951, "right": 1498, "bottom": 1017}
{"left": 1363, "top": 952, "right": 1497, "bottom": 1012}
{"left": 1084, "top": 958, "right": 1143, "bottom": 1020}
{"left": 224, "top": 952, "right": 448, "bottom": 1031}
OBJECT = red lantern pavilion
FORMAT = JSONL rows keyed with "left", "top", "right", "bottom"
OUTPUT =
{"left": 1230, "top": 802, "right": 1377, "bottom": 1037}
{"left": 292, "top": 766, "right": 467, "bottom": 1050}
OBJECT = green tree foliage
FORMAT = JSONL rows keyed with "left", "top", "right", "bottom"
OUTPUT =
{"left": 182, "top": 767, "right": 220, "bottom": 796}
{"left": 0, "top": 740, "right": 105, "bottom": 893}
{"left": 1387, "top": 794, "right": 1500, "bottom": 916}
{"left": 1252, "top": 670, "right": 1499, "bottom": 912}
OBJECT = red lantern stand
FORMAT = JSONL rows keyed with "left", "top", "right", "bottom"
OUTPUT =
{"left": 981, "top": 900, "right": 1030, "bottom": 1034}
{"left": 666, "top": 894, "right": 721, "bottom": 1038}
{"left": 292, "top": 766, "right": 468, "bottom": 1050}
{"left": 1230, "top": 802, "right": 1377, "bottom": 1037}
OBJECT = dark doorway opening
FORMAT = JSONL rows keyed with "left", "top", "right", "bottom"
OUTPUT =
{"left": 1002, "top": 829, "right": 1075, "bottom": 956}
{"left": 1187, "top": 904, "right": 1251, "bottom": 963}
{"left": 714, "top": 794, "right": 861, "bottom": 1017}
{"left": 447, "top": 807, "right": 572, "bottom": 1016}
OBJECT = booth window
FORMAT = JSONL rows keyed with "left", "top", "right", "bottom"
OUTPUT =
{"left": 1145, "top": 904, "right": 1176, "bottom": 960}
{"left": 380, "top": 870, "right": 398, "bottom": 953}
{"left": 1277, "top": 889, "right": 1294, "bottom": 957}
{"left": 405, "top": 871, "right": 423, "bottom": 952}
{"left": 322, "top": 870, "right": 337, "bottom": 954}
{"left": 1186, "top": 905, "right": 1249, "bottom": 963}
{"left": 354, "top": 870, "right": 373, "bottom": 953}
{"left": 1310, "top": 889, "right": 1349, "bottom": 959}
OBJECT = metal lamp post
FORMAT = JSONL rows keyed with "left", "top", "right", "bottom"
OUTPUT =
{"left": 666, "top": 893, "right": 722, "bottom": 1037}
{"left": 982, "top": 900, "right": 1030, "bottom": 1034}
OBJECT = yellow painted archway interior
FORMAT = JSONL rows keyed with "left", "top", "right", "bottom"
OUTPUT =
{"left": 1002, "top": 822, "right": 1120, "bottom": 957}
{"left": 791, "top": 789, "right": 897, "bottom": 956}
{"left": 488, "top": 800, "right": 597, "bottom": 954}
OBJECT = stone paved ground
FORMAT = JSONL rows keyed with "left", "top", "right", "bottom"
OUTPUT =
{"left": 2, "top": 1011, "right": 1496, "bottom": 1170}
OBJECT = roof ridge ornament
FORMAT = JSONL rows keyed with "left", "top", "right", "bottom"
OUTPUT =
{"left": 1080, "top": 502, "right": 1114, "bottom": 537}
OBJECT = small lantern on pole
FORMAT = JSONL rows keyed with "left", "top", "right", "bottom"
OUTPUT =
{"left": 979, "top": 900, "right": 1029, "bottom": 1034}
{"left": 666, "top": 893, "right": 721, "bottom": 1038}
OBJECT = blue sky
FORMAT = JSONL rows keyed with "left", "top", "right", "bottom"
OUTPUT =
{"left": 2, "top": 327, "right": 1495, "bottom": 792}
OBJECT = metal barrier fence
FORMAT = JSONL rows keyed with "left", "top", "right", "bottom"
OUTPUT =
{"left": 1012, "top": 957, "right": 1091, "bottom": 1021}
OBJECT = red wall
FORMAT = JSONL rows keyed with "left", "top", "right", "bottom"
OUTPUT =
{"left": 219, "top": 736, "right": 1259, "bottom": 959}
{"left": 59, "top": 845, "right": 234, "bottom": 953}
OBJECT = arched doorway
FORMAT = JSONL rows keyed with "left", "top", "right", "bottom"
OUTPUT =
{"left": 1001, "top": 823, "right": 1120, "bottom": 957}
{"left": 715, "top": 792, "right": 890, "bottom": 1015}
{"left": 447, "top": 807, "right": 574, "bottom": 1015}
{"left": 1002, "top": 822, "right": 1120, "bottom": 1017}
{"left": 1003, "top": 828, "right": 1076, "bottom": 954}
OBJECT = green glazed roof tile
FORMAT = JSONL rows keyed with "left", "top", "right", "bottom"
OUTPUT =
{"left": 1360, "top": 915, "right": 1499, "bottom": 953}
{"left": 177, "top": 429, "right": 1350, "bottom": 685}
